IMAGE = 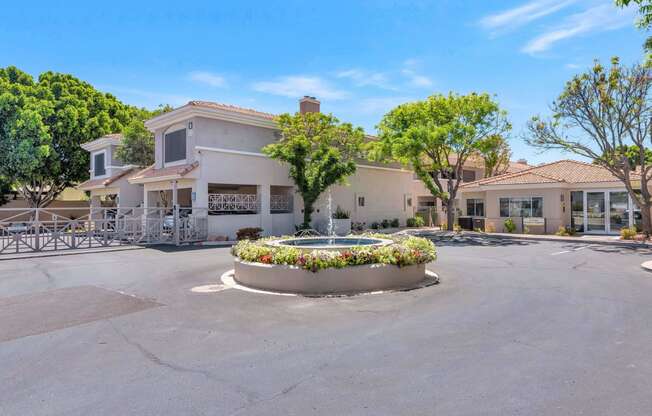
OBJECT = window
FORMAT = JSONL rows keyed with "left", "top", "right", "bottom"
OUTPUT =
{"left": 466, "top": 199, "right": 484, "bottom": 217}
{"left": 440, "top": 169, "right": 457, "bottom": 180}
{"left": 462, "top": 170, "right": 476, "bottom": 182}
{"left": 499, "top": 197, "right": 543, "bottom": 217}
{"left": 357, "top": 196, "right": 365, "bottom": 207}
{"left": 164, "top": 129, "right": 187, "bottom": 164}
{"left": 93, "top": 152, "right": 105, "bottom": 177}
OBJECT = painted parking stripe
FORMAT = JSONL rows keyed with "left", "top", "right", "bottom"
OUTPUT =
{"left": 550, "top": 245, "right": 594, "bottom": 255}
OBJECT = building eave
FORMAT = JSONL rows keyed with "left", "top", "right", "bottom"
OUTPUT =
{"left": 145, "top": 105, "right": 278, "bottom": 131}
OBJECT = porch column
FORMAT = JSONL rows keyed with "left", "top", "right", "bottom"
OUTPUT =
{"left": 172, "top": 180, "right": 178, "bottom": 208}
{"left": 259, "top": 184, "right": 272, "bottom": 236}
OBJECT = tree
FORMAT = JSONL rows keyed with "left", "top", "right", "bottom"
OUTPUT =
{"left": 0, "top": 176, "right": 12, "bottom": 206}
{"left": 526, "top": 58, "right": 652, "bottom": 234}
{"left": 477, "top": 134, "right": 512, "bottom": 177}
{"left": 372, "top": 93, "right": 510, "bottom": 231}
{"left": 0, "top": 66, "right": 153, "bottom": 207}
{"left": 263, "top": 112, "right": 364, "bottom": 228}
{"left": 116, "top": 119, "right": 155, "bottom": 167}
{"left": 616, "top": 0, "right": 652, "bottom": 60}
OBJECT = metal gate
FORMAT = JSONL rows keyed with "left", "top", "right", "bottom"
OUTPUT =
{"left": 0, "top": 206, "right": 208, "bottom": 254}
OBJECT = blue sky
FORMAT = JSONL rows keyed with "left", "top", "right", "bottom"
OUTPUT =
{"left": 0, "top": 0, "right": 647, "bottom": 164}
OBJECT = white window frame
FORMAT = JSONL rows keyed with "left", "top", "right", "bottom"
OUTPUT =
{"left": 91, "top": 149, "right": 108, "bottom": 179}
{"left": 499, "top": 196, "right": 543, "bottom": 218}
{"left": 163, "top": 124, "right": 187, "bottom": 167}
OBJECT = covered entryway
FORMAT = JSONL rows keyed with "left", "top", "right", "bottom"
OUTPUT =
{"left": 571, "top": 190, "right": 640, "bottom": 234}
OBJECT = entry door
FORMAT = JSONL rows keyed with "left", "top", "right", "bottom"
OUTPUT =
{"left": 586, "top": 192, "right": 605, "bottom": 233}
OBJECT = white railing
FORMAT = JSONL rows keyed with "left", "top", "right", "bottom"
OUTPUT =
{"left": 270, "top": 194, "right": 292, "bottom": 212}
{"left": 208, "top": 193, "right": 258, "bottom": 213}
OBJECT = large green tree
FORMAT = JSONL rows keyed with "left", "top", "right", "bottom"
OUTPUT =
{"left": 116, "top": 104, "right": 172, "bottom": 167}
{"left": 477, "top": 134, "right": 512, "bottom": 177}
{"left": 0, "top": 66, "right": 152, "bottom": 207}
{"left": 372, "top": 93, "right": 511, "bottom": 231}
{"left": 263, "top": 112, "right": 364, "bottom": 228}
{"left": 527, "top": 58, "right": 652, "bottom": 234}
{"left": 616, "top": 0, "right": 652, "bottom": 60}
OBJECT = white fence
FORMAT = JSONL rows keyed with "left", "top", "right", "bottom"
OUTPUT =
{"left": 0, "top": 206, "right": 208, "bottom": 254}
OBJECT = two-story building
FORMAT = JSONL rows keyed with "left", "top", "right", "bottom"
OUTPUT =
{"left": 77, "top": 134, "right": 143, "bottom": 209}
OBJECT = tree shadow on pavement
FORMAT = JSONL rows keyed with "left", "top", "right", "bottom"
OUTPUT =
{"left": 418, "top": 233, "right": 540, "bottom": 247}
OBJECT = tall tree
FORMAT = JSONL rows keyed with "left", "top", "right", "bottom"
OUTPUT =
{"left": 616, "top": 0, "right": 652, "bottom": 60}
{"left": 263, "top": 112, "right": 364, "bottom": 228}
{"left": 527, "top": 58, "right": 652, "bottom": 234}
{"left": 477, "top": 134, "right": 512, "bottom": 177}
{"left": 0, "top": 66, "right": 152, "bottom": 207}
{"left": 372, "top": 93, "right": 511, "bottom": 231}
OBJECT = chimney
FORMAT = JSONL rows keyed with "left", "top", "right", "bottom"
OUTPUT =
{"left": 517, "top": 158, "right": 528, "bottom": 165}
{"left": 299, "top": 96, "right": 320, "bottom": 114}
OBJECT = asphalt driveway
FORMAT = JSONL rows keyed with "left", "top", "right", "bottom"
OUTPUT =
{"left": 1, "top": 237, "right": 652, "bottom": 415}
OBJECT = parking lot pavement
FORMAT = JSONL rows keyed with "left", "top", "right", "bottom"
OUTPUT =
{"left": 1, "top": 238, "right": 652, "bottom": 415}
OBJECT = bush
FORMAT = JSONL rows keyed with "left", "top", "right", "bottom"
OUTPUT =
{"left": 453, "top": 223, "right": 462, "bottom": 233}
{"left": 555, "top": 226, "right": 577, "bottom": 237}
{"left": 485, "top": 223, "right": 496, "bottom": 233}
{"left": 351, "top": 222, "right": 365, "bottom": 232}
{"left": 390, "top": 218, "right": 400, "bottom": 228}
{"left": 381, "top": 219, "right": 390, "bottom": 228}
{"left": 503, "top": 218, "right": 516, "bottom": 233}
{"left": 332, "top": 206, "right": 350, "bottom": 219}
{"left": 620, "top": 226, "right": 638, "bottom": 240}
{"left": 231, "top": 234, "right": 437, "bottom": 272}
{"left": 406, "top": 216, "right": 425, "bottom": 227}
{"left": 236, "top": 227, "right": 263, "bottom": 241}
{"left": 370, "top": 221, "right": 380, "bottom": 230}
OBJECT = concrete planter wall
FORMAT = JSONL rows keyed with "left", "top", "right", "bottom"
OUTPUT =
{"left": 234, "top": 259, "right": 426, "bottom": 295}
{"left": 332, "top": 219, "right": 351, "bottom": 236}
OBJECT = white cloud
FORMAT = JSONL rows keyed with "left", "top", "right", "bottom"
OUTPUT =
{"left": 480, "top": 0, "right": 577, "bottom": 31}
{"left": 400, "top": 59, "right": 433, "bottom": 88}
{"left": 522, "top": 3, "right": 635, "bottom": 54}
{"left": 335, "top": 68, "right": 394, "bottom": 90}
{"left": 188, "top": 71, "right": 227, "bottom": 88}
{"left": 251, "top": 76, "right": 349, "bottom": 100}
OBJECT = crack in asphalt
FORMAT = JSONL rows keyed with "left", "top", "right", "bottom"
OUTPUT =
{"left": 107, "top": 320, "right": 260, "bottom": 404}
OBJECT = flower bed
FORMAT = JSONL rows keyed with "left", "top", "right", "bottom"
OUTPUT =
{"left": 231, "top": 234, "right": 436, "bottom": 273}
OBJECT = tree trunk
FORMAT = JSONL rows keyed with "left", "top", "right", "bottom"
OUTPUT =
{"left": 640, "top": 201, "right": 652, "bottom": 236}
{"left": 445, "top": 199, "right": 455, "bottom": 231}
{"left": 302, "top": 199, "right": 314, "bottom": 229}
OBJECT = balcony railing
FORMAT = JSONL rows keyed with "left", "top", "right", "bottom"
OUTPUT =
{"left": 270, "top": 194, "right": 292, "bottom": 213}
{"left": 209, "top": 193, "right": 258, "bottom": 214}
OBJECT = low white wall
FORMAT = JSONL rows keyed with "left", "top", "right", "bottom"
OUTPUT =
{"left": 208, "top": 214, "right": 262, "bottom": 240}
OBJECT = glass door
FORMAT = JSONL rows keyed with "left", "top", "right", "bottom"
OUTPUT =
{"left": 609, "top": 191, "right": 629, "bottom": 233}
{"left": 570, "top": 191, "right": 584, "bottom": 232}
{"left": 586, "top": 192, "right": 605, "bottom": 232}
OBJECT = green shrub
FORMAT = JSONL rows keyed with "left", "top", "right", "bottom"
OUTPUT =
{"left": 503, "top": 218, "right": 516, "bottom": 233}
{"left": 332, "top": 206, "right": 350, "bottom": 219}
{"left": 406, "top": 216, "right": 425, "bottom": 227}
{"left": 453, "top": 223, "right": 462, "bottom": 233}
{"left": 351, "top": 222, "right": 365, "bottom": 232}
{"left": 370, "top": 221, "right": 380, "bottom": 230}
{"left": 555, "top": 226, "right": 577, "bottom": 237}
{"left": 231, "top": 234, "right": 437, "bottom": 273}
{"left": 620, "top": 226, "right": 638, "bottom": 240}
{"left": 381, "top": 219, "right": 390, "bottom": 228}
{"left": 390, "top": 218, "right": 400, "bottom": 228}
{"left": 236, "top": 227, "right": 263, "bottom": 240}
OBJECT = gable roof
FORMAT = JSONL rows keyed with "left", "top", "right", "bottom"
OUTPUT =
{"left": 461, "top": 159, "right": 637, "bottom": 189}
{"left": 77, "top": 167, "right": 136, "bottom": 190}
{"left": 187, "top": 101, "right": 276, "bottom": 120}
{"left": 81, "top": 133, "right": 124, "bottom": 152}
{"left": 128, "top": 162, "right": 199, "bottom": 184}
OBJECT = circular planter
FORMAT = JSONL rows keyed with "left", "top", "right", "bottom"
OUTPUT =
{"left": 234, "top": 258, "right": 426, "bottom": 295}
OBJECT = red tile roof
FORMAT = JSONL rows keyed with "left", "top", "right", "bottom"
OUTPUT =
{"left": 462, "top": 159, "right": 636, "bottom": 188}
{"left": 188, "top": 101, "right": 276, "bottom": 120}
{"left": 77, "top": 168, "right": 135, "bottom": 190}
{"left": 129, "top": 162, "right": 199, "bottom": 182}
